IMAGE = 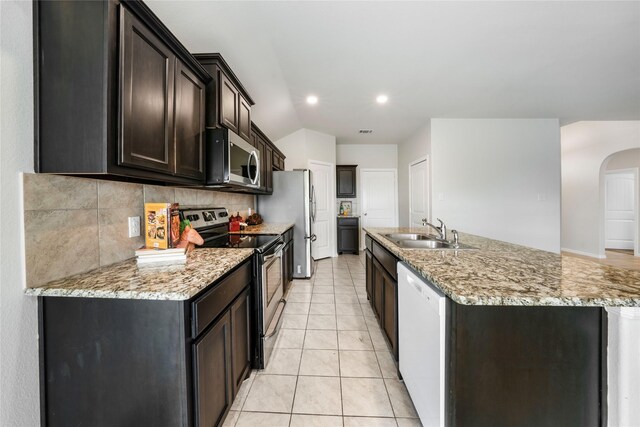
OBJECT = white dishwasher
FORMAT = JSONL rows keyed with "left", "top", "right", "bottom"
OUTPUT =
{"left": 398, "top": 262, "right": 447, "bottom": 427}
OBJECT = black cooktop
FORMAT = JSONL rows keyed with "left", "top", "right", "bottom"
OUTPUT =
{"left": 197, "top": 232, "right": 280, "bottom": 252}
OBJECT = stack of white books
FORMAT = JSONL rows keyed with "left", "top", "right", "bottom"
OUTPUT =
{"left": 135, "top": 247, "right": 187, "bottom": 265}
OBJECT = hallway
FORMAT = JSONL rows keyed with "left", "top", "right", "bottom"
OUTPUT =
{"left": 223, "top": 254, "right": 421, "bottom": 426}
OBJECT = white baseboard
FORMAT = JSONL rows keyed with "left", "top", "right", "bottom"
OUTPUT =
{"left": 561, "top": 248, "right": 606, "bottom": 259}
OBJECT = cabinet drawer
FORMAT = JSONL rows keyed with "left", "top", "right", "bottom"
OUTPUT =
{"left": 337, "top": 217, "right": 359, "bottom": 227}
{"left": 373, "top": 241, "right": 397, "bottom": 281}
{"left": 192, "top": 260, "right": 252, "bottom": 337}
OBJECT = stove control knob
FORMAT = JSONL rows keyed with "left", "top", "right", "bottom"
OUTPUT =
{"left": 208, "top": 211, "right": 217, "bottom": 220}
{"left": 202, "top": 212, "right": 214, "bottom": 222}
{"left": 218, "top": 211, "right": 228, "bottom": 218}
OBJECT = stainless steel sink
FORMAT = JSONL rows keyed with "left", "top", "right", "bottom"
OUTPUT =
{"left": 384, "top": 233, "right": 435, "bottom": 241}
{"left": 383, "top": 233, "right": 477, "bottom": 250}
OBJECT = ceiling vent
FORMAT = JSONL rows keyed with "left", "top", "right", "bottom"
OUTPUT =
{"left": 358, "top": 129, "right": 374, "bottom": 134}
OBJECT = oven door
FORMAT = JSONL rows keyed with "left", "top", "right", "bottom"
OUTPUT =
{"left": 228, "top": 132, "right": 260, "bottom": 188}
{"left": 261, "top": 243, "right": 285, "bottom": 367}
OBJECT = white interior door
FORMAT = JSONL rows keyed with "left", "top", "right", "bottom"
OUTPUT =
{"left": 409, "top": 157, "right": 429, "bottom": 228}
{"left": 309, "top": 160, "right": 334, "bottom": 259}
{"left": 605, "top": 171, "right": 636, "bottom": 250}
{"left": 361, "top": 169, "right": 398, "bottom": 232}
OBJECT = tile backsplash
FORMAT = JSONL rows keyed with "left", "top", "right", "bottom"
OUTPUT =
{"left": 23, "top": 174, "right": 255, "bottom": 288}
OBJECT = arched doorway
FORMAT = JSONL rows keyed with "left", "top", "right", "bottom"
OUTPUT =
{"left": 599, "top": 148, "right": 640, "bottom": 259}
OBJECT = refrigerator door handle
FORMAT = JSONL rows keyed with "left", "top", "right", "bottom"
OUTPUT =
{"left": 304, "top": 234, "right": 317, "bottom": 242}
{"left": 311, "top": 185, "right": 317, "bottom": 222}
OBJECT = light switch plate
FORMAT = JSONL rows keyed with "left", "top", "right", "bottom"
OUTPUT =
{"left": 128, "top": 216, "right": 141, "bottom": 238}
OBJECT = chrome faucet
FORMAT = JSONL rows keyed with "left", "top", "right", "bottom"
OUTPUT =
{"left": 422, "top": 218, "right": 447, "bottom": 241}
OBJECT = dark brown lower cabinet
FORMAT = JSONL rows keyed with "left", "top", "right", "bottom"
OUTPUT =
{"left": 195, "top": 311, "right": 232, "bottom": 427}
{"left": 231, "top": 289, "right": 251, "bottom": 394}
{"left": 373, "top": 258, "right": 385, "bottom": 321}
{"left": 381, "top": 267, "right": 397, "bottom": 354}
{"left": 337, "top": 217, "right": 359, "bottom": 255}
{"left": 365, "top": 250, "right": 373, "bottom": 301}
{"left": 283, "top": 240, "right": 294, "bottom": 290}
{"left": 38, "top": 259, "right": 253, "bottom": 427}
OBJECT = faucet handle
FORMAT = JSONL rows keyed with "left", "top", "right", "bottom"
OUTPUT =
{"left": 451, "top": 229, "right": 459, "bottom": 247}
{"left": 436, "top": 218, "right": 445, "bottom": 228}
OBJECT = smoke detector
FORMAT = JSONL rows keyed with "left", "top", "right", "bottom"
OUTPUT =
{"left": 358, "top": 129, "right": 374, "bottom": 134}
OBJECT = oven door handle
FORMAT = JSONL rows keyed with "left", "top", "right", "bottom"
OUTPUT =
{"left": 263, "top": 243, "right": 285, "bottom": 261}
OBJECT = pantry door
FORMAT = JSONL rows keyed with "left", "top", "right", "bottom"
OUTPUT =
{"left": 409, "top": 157, "right": 429, "bottom": 227}
{"left": 309, "top": 159, "right": 335, "bottom": 259}
{"left": 361, "top": 169, "right": 398, "bottom": 233}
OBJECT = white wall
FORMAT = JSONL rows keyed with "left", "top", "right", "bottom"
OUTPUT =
{"left": 397, "top": 122, "right": 431, "bottom": 226}
{"left": 275, "top": 128, "right": 336, "bottom": 170}
{"left": 606, "top": 149, "right": 640, "bottom": 171}
{"left": 1, "top": 2, "right": 41, "bottom": 425}
{"left": 431, "top": 119, "right": 561, "bottom": 252}
{"left": 561, "top": 121, "right": 640, "bottom": 257}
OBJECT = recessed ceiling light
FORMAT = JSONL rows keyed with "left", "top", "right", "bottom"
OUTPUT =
{"left": 306, "top": 95, "right": 318, "bottom": 105}
{"left": 376, "top": 94, "right": 388, "bottom": 104}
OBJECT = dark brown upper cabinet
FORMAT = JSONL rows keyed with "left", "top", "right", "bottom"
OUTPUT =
{"left": 174, "top": 60, "right": 206, "bottom": 180}
{"left": 337, "top": 165, "right": 357, "bottom": 198}
{"left": 193, "top": 53, "right": 255, "bottom": 144}
{"left": 35, "top": 0, "right": 211, "bottom": 185}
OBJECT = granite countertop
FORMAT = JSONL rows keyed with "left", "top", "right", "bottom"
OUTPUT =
{"left": 230, "top": 222, "right": 294, "bottom": 235}
{"left": 365, "top": 227, "right": 640, "bottom": 307}
{"left": 24, "top": 248, "right": 254, "bottom": 300}
{"left": 337, "top": 215, "right": 360, "bottom": 218}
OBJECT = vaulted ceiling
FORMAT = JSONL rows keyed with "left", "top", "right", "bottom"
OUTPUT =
{"left": 147, "top": 1, "right": 640, "bottom": 144}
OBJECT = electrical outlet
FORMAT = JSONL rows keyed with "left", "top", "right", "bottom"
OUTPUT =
{"left": 297, "top": 265, "right": 301, "bottom": 274}
{"left": 128, "top": 216, "right": 141, "bottom": 238}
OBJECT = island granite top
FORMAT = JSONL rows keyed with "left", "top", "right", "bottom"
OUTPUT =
{"left": 230, "top": 222, "right": 294, "bottom": 235}
{"left": 24, "top": 248, "right": 255, "bottom": 301}
{"left": 365, "top": 227, "right": 640, "bottom": 307}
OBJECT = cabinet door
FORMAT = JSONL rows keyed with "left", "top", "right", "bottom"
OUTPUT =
{"left": 365, "top": 250, "right": 373, "bottom": 301}
{"left": 238, "top": 95, "right": 252, "bottom": 142}
{"left": 283, "top": 240, "right": 294, "bottom": 286}
{"left": 194, "top": 311, "right": 232, "bottom": 427}
{"left": 119, "top": 6, "right": 175, "bottom": 173}
{"left": 174, "top": 60, "right": 205, "bottom": 180}
{"left": 219, "top": 71, "right": 239, "bottom": 133}
{"left": 337, "top": 227, "right": 358, "bottom": 253}
{"left": 373, "top": 259, "right": 384, "bottom": 320}
{"left": 231, "top": 289, "right": 251, "bottom": 396}
{"left": 265, "top": 144, "right": 273, "bottom": 193}
{"left": 381, "top": 268, "right": 398, "bottom": 357}
{"left": 256, "top": 138, "right": 266, "bottom": 191}
{"left": 337, "top": 166, "right": 357, "bottom": 198}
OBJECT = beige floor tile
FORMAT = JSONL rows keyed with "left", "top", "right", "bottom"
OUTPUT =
{"left": 286, "top": 302, "right": 311, "bottom": 315}
{"left": 338, "top": 331, "right": 374, "bottom": 351}
{"left": 369, "top": 329, "right": 390, "bottom": 352}
{"left": 342, "top": 378, "right": 394, "bottom": 417}
{"left": 282, "top": 314, "right": 308, "bottom": 330}
{"left": 310, "top": 303, "right": 337, "bottom": 315}
{"left": 261, "top": 349, "right": 302, "bottom": 375}
{"left": 299, "top": 349, "right": 340, "bottom": 376}
{"left": 334, "top": 288, "right": 357, "bottom": 296}
{"left": 336, "top": 295, "right": 361, "bottom": 304}
{"left": 242, "top": 374, "right": 297, "bottom": 413}
{"left": 360, "top": 303, "right": 376, "bottom": 317}
{"left": 365, "top": 316, "right": 381, "bottom": 331}
{"left": 231, "top": 371, "right": 256, "bottom": 411}
{"left": 312, "top": 293, "right": 336, "bottom": 304}
{"left": 336, "top": 303, "right": 363, "bottom": 316}
{"left": 340, "top": 350, "right": 382, "bottom": 378}
{"left": 384, "top": 379, "right": 419, "bottom": 418}
{"left": 275, "top": 329, "right": 306, "bottom": 349}
{"left": 395, "top": 418, "right": 422, "bottom": 426}
{"left": 344, "top": 416, "right": 398, "bottom": 427}
{"left": 290, "top": 414, "right": 343, "bottom": 427}
{"left": 307, "top": 314, "right": 338, "bottom": 330}
{"left": 337, "top": 315, "right": 368, "bottom": 331}
{"left": 313, "top": 286, "right": 336, "bottom": 294}
{"left": 292, "top": 376, "right": 342, "bottom": 415}
{"left": 304, "top": 330, "right": 338, "bottom": 350}
{"left": 289, "top": 293, "right": 313, "bottom": 303}
{"left": 376, "top": 351, "right": 399, "bottom": 379}
{"left": 235, "top": 411, "right": 291, "bottom": 426}
{"left": 222, "top": 410, "right": 240, "bottom": 426}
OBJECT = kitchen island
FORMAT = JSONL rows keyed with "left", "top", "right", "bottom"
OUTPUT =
{"left": 364, "top": 227, "right": 640, "bottom": 427}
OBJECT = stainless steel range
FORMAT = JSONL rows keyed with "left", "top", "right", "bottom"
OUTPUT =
{"left": 180, "top": 207, "right": 285, "bottom": 369}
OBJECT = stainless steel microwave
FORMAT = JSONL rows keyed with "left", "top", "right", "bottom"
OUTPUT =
{"left": 205, "top": 128, "right": 260, "bottom": 190}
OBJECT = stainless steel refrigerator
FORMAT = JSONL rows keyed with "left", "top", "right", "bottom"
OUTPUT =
{"left": 257, "top": 170, "right": 316, "bottom": 278}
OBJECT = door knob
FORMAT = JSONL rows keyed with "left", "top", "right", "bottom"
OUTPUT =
{"left": 363, "top": 213, "right": 367, "bottom": 216}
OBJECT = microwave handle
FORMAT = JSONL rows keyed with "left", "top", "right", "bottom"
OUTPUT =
{"left": 248, "top": 150, "right": 259, "bottom": 185}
